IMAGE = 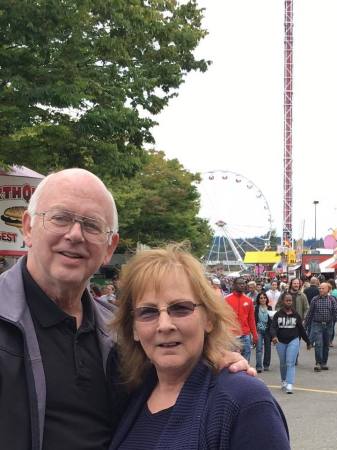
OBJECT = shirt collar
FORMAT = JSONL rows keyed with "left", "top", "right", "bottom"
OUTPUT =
{"left": 232, "top": 290, "right": 245, "bottom": 297}
{"left": 22, "top": 258, "right": 95, "bottom": 330}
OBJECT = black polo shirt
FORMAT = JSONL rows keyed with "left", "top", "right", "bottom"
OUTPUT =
{"left": 22, "top": 262, "right": 114, "bottom": 450}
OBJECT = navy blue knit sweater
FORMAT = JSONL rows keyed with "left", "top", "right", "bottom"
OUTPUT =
{"left": 109, "top": 360, "right": 290, "bottom": 450}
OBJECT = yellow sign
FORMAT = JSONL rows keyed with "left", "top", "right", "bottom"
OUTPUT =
{"left": 287, "top": 250, "right": 296, "bottom": 264}
{"left": 244, "top": 251, "right": 280, "bottom": 264}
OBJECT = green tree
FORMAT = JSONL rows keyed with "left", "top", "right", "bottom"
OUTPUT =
{"left": 110, "top": 150, "right": 212, "bottom": 256}
{"left": 0, "top": 0, "right": 209, "bottom": 176}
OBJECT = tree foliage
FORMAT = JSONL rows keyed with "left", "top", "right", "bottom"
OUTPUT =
{"left": 0, "top": 0, "right": 209, "bottom": 176}
{"left": 110, "top": 150, "right": 212, "bottom": 256}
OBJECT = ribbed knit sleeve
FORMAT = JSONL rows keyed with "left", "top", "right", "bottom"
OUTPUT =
{"left": 203, "top": 370, "right": 290, "bottom": 450}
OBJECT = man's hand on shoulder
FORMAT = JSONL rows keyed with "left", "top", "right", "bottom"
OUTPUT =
{"left": 217, "top": 350, "right": 257, "bottom": 376}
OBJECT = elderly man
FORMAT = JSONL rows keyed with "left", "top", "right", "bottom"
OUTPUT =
{"left": 246, "top": 280, "right": 259, "bottom": 303}
{"left": 0, "top": 168, "right": 253, "bottom": 450}
{"left": 305, "top": 282, "right": 337, "bottom": 371}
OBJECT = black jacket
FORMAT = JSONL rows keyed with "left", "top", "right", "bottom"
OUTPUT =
{"left": 303, "top": 286, "right": 320, "bottom": 304}
{"left": 270, "top": 309, "right": 310, "bottom": 345}
{"left": 0, "top": 258, "right": 115, "bottom": 450}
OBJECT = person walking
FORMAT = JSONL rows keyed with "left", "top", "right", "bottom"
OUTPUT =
{"left": 226, "top": 277, "right": 258, "bottom": 362}
{"left": 276, "top": 278, "right": 309, "bottom": 365}
{"left": 254, "top": 292, "right": 272, "bottom": 373}
{"left": 276, "top": 278, "right": 309, "bottom": 320}
{"left": 210, "top": 277, "right": 225, "bottom": 298}
{"left": 327, "top": 278, "right": 337, "bottom": 299}
{"left": 266, "top": 280, "right": 281, "bottom": 310}
{"left": 246, "top": 281, "right": 259, "bottom": 303}
{"left": 303, "top": 277, "right": 320, "bottom": 305}
{"left": 305, "top": 282, "right": 337, "bottom": 371}
{"left": 270, "top": 292, "right": 311, "bottom": 394}
{"left": 326, "top": 279, "right": 337, "bottom": 346}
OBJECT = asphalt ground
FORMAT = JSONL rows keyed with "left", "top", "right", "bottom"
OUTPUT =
{"left": 256, "top": 338, "right": 337, "bottom": 450}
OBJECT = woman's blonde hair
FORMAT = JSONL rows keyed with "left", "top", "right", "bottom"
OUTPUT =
{"left": 112, "top": 243, "right": 239, "bottom": 388}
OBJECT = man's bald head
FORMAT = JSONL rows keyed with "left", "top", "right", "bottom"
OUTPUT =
{"left": 28, "top": 168, "right": 118, "bottom": 233}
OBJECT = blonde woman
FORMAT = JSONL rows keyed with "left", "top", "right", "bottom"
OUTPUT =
{"left": 108, "top": 245, "right": 289, "bottom": 450}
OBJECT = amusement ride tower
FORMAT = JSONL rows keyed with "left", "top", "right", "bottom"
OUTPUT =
{"left": 283, "top": 0, "right": 293, "bottom": 247}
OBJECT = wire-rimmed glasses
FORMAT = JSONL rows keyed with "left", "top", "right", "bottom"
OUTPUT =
{"left": 35, "top": 209, "right": 113, "bottom": 244}
{"left": 133, "top": 300, "right": 203, "bottom": 322}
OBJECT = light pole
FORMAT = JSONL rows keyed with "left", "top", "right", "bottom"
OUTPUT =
{"left": 313, "top": 200, "right": 319, "bottom": 245}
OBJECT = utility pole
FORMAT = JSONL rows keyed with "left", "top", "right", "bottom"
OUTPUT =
{"left": 313, "top": 200, "right": 319, "bottom": 245}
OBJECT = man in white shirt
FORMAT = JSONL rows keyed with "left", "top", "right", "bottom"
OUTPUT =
{"left": 266, "top": 280, "right": 281, "bottom": 310}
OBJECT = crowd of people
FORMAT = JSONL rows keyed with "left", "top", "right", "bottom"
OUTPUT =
{"left": 209, "top": 273, "right": 337, "bottom": 394}
{"left": 94, "top": 261, "right": 337, "bottom": 400}
{"left": 95, "top": 265, "right": 337, "bottom": 401}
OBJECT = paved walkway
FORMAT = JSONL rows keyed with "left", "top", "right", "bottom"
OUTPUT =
{"left": 256, "top": 339, "right": 337, "bottom": 450}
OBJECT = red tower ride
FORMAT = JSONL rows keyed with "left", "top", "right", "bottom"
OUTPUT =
{"left": 283, "top": 0, "right": 293, "bottom": 247}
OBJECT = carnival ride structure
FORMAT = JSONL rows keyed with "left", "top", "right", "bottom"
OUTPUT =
{"left": 283, "top": 0, "right": 293, "bottom": 247}
{"left": 198, "top": 170, "right": 273, "bottom": 273}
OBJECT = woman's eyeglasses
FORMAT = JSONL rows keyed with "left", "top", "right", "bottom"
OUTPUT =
{"left": 133, "top": 300, "right": 202, "bottom": 322}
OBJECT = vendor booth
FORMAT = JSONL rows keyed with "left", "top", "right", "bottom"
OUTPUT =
{"left": 0, "top": 165, "right": 44, "bottom": 272}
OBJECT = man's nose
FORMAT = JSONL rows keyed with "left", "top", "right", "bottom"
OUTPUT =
{"left": 65, "top": 221, "right": 85, "bottom": 241}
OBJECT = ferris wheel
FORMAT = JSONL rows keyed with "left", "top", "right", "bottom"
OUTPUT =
{"left": 198, "top": 170, "right": 273, "bottom": 273}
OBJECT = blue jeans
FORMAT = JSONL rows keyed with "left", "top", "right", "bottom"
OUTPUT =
{"left": 331, "top": 321, "right": 336, "bottom": 343}
{"left": 240, "top": 334, "right": 252, "bottom": 362}
{"left": 255, "top": 330, "right": 271, "bottom": 369}
{"left": 276, "top": 338, "right": 300, "bottom": 384}
{"left": 310, "top": 321, "right": 334, "bottom": 365}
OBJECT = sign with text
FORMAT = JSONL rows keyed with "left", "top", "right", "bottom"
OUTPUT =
{"left": 0, "top": 175, "right": 43, "bottom": 255}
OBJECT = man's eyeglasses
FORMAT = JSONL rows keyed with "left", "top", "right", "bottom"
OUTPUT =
{"left": 35, "top": 209, "right": 113, "bottom": 243}
{"left": 133, "top": 300, "right": 203, "bottom": 322}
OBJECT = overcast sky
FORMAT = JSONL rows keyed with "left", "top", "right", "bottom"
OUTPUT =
{"left": 152, "top": 0, "right": 337, "bottom": 241}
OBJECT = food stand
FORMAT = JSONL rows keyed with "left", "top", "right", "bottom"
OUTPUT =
{"left": 0, "top": 165, "right": 44, "bottom": 272}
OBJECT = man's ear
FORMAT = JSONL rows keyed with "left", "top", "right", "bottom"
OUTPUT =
{"left": 22, "top": 211, "right": 33, "bottom": 248}
{"left": 102, "top": 233, "right": 119, "bottom": 266}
